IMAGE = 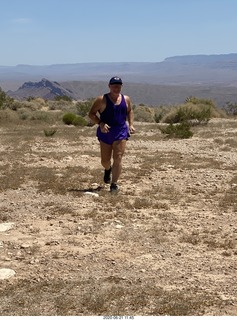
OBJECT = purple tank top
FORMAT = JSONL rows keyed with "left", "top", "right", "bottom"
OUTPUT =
{"left": 99, "top": 94, "right": 128, "bottom": 126}
{"left": 96, "top": 93, "right": 130, "bottom": 145}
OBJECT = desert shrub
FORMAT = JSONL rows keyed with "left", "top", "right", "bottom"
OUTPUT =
{"left": 154, "top": 106, "right": 170, "bottom": 123}
{"left": 185, "top": 96, "right": 215, "bottom": 107}
{"left": 16, "top": 108, "right": 61, "bottom": 123}
{"left": 62, "top": 112, "right": 77, "bottom": 125}
{"left": 0, "top": 109, "right": 19, "bottom": 124}
{"left": 48, "top": 100, "right": 76, "bottom": 112}
{"left": 72, "top": 115, "right": 88, "bottom": 126}
{"left": 0, "top": 87, "right": 14, "bottom": 110}
{"left": 44, "top": 128, "right": 57, "bottom": 137}
{"left": 76, "top": 99, "right": 94, "bottom": 117}
{"left": 162, "top": 97, "right": 224, "bottom": 125}
{"left": 134, "top": 105, "right": 155, "bottom": 122}
{"left": 158, "top": 122, "right": 193, "bottom": 139}
{"left": 223, "top": 102, "right": 237, "bottom": 116}
{"left": 14, "top": 100, "right": 44, "bottom": 111}
{"left": 17, "top": 108, "right": 31, "bottom": 120}
{"left": 163, "top": 103, "right": 211, "bottom": 125}
{"left": 54, "top": 95, "right": 72, "bottom": 102}
{"left": 7, "top": 100, "right": 22, "bottom": 111}
{"left": 30, "top": 111, "right": 49, "bottom": 121}
{"left": 32, "top": 97, "right": 47, "bottom": 108}
{"left": 27, "top": 96, "right": 35, "bottom": 101}
{"left": 62, "top": 112, "right": 87, "bottom": 126}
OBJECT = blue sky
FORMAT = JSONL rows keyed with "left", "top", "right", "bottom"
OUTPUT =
{"left": 1, "top": 0, "right": 237, "bottom": 66}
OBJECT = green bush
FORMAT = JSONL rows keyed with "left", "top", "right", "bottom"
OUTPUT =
{"left": 62, "top": 112, "right": 87, "bottom": 126}
{"left": 72, "top": 115, "right": 88, "bottom": 126}
{"left": 44, "top": 128, "right": 57, "bottom": 137}
{"left": 62, "top": 112, "right": 77, "bottom": 125}
{"left": 0, "top": 87, "right": 14, "bottom": 110}
{"left": 54, "top": 95, "right": 72, "bottom": 102}
{"left": 159, "top": 123, "right": 193, "bottom": 139}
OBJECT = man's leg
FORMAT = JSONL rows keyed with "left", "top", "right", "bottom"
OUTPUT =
{"left": 111, "top": 140, "right": 127, "bottom": 184}
{"left": 100, "top": 141, "right": 113, "bottom": 170}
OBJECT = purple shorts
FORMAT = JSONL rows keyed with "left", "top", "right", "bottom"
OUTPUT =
{"left": 97, "top": 123, "right": 130, "bottom": 145}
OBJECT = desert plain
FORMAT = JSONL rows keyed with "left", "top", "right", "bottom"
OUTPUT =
{"left": 0, "top": 118, "right": 237, "bottom": 316}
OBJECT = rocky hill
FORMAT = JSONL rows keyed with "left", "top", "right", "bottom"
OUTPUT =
{"left": 7, "top": 78, "right": 76, "bottom": 100}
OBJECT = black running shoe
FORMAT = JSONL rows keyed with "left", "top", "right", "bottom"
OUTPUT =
{"left": 110, "top": 183, "right": 118, "bottom": 192}
{"left": 104, "top": 166, "right": 112, "bottom": 184}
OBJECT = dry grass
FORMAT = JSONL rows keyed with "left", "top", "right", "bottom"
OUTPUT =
{"left": 0, "top": 277, "right": 226, "bottom": 316}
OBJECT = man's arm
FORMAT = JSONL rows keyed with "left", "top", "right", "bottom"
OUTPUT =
{"left": 88, "top": 96, "right": 110, "bottom": 133}
{"left": 88, "top": 96, "right": 103, "bottom": 125}
{"left": 126, "top": 96, "right": 136, "bottom": 134}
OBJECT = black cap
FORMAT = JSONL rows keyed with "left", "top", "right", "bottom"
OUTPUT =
{"left": 109, "top": 76, "right": 123, "bottom": 85}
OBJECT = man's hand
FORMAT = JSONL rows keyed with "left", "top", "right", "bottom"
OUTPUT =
{"left": 100, "top": 122, "right": 110, "bottom": 133}
{"left": 129, "top": 125, "right": 136, "bottom": 134}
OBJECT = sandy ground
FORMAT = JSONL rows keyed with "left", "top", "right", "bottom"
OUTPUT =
{"left": 0, "top": 119, "right": 236, "bottom": 316}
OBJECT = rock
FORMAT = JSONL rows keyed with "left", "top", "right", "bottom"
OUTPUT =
{"left": 0, "top": 222, "right": 14, "bottom": 232}
{"left": 115, "top": 225, "right": 124, "bottom": 229}
{"left": 84, "top": 192, "right": 99, "bottom": 197}
{"left": 45, "top": 240, "right": 60, "bottom": 246}
{"left": 20, "top": 243, "right": 31, "bottom": 249}
{"left": 0, "top": 268, "right": 16, "bottom": 280}
{"left": 91, "top": 183, "right": 100, "bottom": 188}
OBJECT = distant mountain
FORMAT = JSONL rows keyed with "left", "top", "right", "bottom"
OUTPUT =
{"left": 3, "top": 54, "right": 237, "bottom": 106}
{"left": 1, "top": 53, "right": 237, "bottom": 91}
{"left": 7, "top": 78, "right": 237, "bottom": 107}
{"left": 7, "top": 78, "right": 76, "bottom": 100}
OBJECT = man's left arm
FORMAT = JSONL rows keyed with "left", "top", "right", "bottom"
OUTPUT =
{"left": 126, "top": 96, "right": 136, "bottom": 134}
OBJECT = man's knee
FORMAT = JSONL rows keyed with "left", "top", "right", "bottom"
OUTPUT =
{"left": 113, "top": 152, "right": 123, "bottom": 165}
{"left": 101, "top": 158, "right": 111, "bottom": 168}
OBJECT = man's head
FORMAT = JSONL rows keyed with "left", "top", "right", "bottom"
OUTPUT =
{"left": 109, "top": 76, "right": 123, "bottom": 85}
{"left": 108, "top": 76, "right": 123, "bottom": 95}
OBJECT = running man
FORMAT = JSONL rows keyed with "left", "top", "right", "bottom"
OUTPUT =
{"left": 89, "top": 76, "right": 135, "bottom": 192}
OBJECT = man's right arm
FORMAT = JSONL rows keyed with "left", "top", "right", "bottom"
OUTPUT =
{"left": 88, "top": 96, "right": 103, "bottom": 124}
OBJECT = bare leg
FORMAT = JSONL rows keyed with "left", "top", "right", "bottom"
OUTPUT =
{"left": 111, "top": 140, "right": 127, "bottom": 184}
{"left": 100, "top": 141, "right": 113, "bottom": 170}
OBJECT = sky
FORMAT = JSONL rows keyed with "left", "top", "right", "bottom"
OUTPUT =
{"left": 1, "top": 0, "right": 237, "bottom": 66}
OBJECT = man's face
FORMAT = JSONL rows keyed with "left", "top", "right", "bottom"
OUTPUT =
{"left": 109, "top": 84, "right": 122, "bottom": 95}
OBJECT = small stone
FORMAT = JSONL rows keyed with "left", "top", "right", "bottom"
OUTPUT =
{"left": 115, "top": 225, "right": 124, "bottom": 229}
{"left": 91, "top": 183, "right": 100, "bottom": 188}
{"left": 0, "top": 223, "right": 14, "bottom": 232}
{"left": 20, "top": 243, "right": 31, "bottom": 249}
{"left": 84, "top": 192, "right": 99, "bottom": 197}
{"left": 45, "top": 240, "right": 60, "bottom": 246}
{"left": 0, "top": 268, "right": 16, "bottom": 280}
